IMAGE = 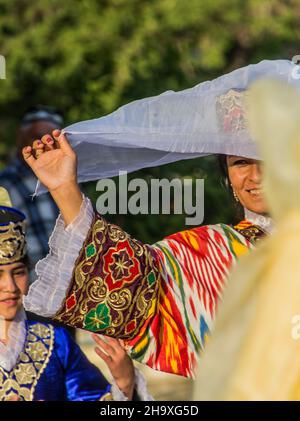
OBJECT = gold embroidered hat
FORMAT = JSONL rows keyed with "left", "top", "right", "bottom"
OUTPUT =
{"left": 0, "top": 187, "right": 27, "bottom": 265}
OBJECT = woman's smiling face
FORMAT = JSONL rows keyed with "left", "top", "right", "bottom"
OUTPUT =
{"left": 227, "top": 155, "right": 269, "bottom": 215}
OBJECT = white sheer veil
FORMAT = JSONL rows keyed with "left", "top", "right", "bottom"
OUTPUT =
{"left": 36, "top": 59, "right": 300, "bottom": 194}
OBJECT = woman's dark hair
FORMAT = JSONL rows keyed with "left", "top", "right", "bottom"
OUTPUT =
{"left": 217, "top": 154, "right": 244, "bottom": 220}
{"left": 218, "top": 154, "right": 229, "bottom": 189}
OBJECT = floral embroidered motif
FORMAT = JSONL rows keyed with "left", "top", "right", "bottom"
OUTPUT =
{"left": 84, "top": 303, "right": 112, "bottom": 331}
{"left": 104, "top": 241, "right": 141, "bottom": 291}
{"left": 216, "top": 88, "right": 248, "bottom": 132}
{"left": 14, "top": 363, "right": 36, "bottom": 385}
{"left": 0, "top": 323, "right": 54, "bottom": 401}
{"left": 54, "top": 215, "right": 159, "bottom": 339}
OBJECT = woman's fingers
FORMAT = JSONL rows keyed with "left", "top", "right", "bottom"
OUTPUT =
{"left": 103, "top": 336, "right": 125, "bottom": 352}
{"left": 33, "top": 140, "right": 48, "bottom": 159}
{"left": 24, "top": 130, "right": 75, "bottom": 162}
{"left": 52, "top": 130, "right": 74, "bottom": 156}
{"left": 92, "top": 334, "right": 116, "bottom": 357}
{"left": 22, "top": 146, "right": 36, "bottom": 167}
{"left": 40, "top": 134, "right": 56, "bottom": 151}
{"left": 52, "top": 129, "right": 61, "bottom": 139}
{"left": 31, "top": 139, "right": 45, "bottom": 155}
{"left": 59, "top": 133, "right": 74, "bottom": 155}
{"left": 94, "top": 346, "right": 112, "bottom": 365}
{"left": 118, "top": 339, "right": 126, "bottom": 348}
{"left": 51, "top": 130, "right": 62, "bottom": 148}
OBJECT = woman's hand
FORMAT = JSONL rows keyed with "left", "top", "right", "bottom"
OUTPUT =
{"left": 92, "top": 334, "right": 135, "bottom": 400}
{"left": 22, "top": 130, "right": 83, "bottom": 226}
{"left": 22, "top": 130, "right": 77, "bottom": 193}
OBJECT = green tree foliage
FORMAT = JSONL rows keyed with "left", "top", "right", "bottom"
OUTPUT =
{"left": 0, "top": 0, "right": 299, "bottom": 240}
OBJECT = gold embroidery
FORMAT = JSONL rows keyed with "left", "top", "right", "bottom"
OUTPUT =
{"left": 0, "top": 323, "right": 54, "bottom": 401}
{"left": 27, "top": 333, "right": 37, "bottom": 342}
{"left": 86, "top": 277, "right": 108, "bottom": 303}
{"left": 14, "top": 363, "right": 36, "bottom": 385}
{"left": 54, "top": 215, "right": 159, "bottom": 339}
{"left": 0, "top": 220, "right": 27, "bottom": 265}
{"left": 19, "top": 352, "right": 30, "bottom": 363}
{"left": 28, "top": 342, "right": 48, "bottom": 362}
{"left": 234, "top": 223, "right": 267, "bottom": 243}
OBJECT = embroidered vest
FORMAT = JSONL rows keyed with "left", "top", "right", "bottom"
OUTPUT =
{"left": 0, "top": 323, "right": 54, "bottom": 401}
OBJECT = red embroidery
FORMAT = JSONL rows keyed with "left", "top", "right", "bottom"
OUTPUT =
{"left": 103, "top": 241, "right": 141, "bottom": 291}
{"left": 66, "top": 293, "right": 77, "bottom": 311}
{"left": 125, "top": 320, "right": 137, "bottom": 334}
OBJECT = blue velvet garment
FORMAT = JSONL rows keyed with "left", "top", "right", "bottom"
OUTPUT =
{"left": 0, "top": 321, "right": 111, "bottom": 401}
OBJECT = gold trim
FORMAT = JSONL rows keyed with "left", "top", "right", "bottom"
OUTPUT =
{"left": 0, "top": 220, "right": 27, "bottom": 265}
{"left": 234, "top": 223, "right": 267, "bottom": 244}
{"left": 0, "top": 323, "right": 54, "bottom": 401}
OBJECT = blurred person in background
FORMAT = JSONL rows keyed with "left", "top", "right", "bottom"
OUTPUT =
{"left": 0, "top": 106, "right": 61, "bottom": 282}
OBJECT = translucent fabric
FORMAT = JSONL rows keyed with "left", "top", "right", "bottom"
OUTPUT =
{"left": 36, "top": 59, "right": 299, "bottom": 194}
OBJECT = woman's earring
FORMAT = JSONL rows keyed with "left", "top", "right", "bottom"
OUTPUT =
{"left": 231, "top": 185, "right": 239, "bottom": 202}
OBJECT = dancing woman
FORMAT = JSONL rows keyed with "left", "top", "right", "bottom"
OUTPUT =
{"left": 22, "top": 60, "right": 297, "bottom": 378}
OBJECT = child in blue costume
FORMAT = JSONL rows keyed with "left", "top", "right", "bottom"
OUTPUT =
{"left": 0, "top": 187, "right": 151, "bottom": 401}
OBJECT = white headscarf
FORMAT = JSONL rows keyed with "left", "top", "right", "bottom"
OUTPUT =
{"left": 36, "top": 59, "right": 300, "bottom": 194}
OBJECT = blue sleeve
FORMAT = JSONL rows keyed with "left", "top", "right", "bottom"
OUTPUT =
{"left": 54, "top": 327, "right": 111, "bottom": 401}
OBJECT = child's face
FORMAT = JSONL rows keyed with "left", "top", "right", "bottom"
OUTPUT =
{"left": 0, "top": 262, "right": 29, "bottom": 321}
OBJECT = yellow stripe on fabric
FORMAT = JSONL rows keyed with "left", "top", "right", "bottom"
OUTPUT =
{"left": 159, "top": 245, "right": 181, "bottom": 287}
{"left": 181, "top": 230, "right": 201, "bottom": 252}
{"left": 133, "top": 332, "right": 150, "bottom": 355}
{"left": 228, "top": 232, "right": 249, "bottom": 258}
{"left": 130, "top": 297, "right": 156, "bottom": 355}
{"left": 165, "top": 323, "right": 179, "bottom": 373}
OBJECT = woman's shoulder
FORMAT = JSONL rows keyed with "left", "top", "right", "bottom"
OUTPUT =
{"left": 163, "top": 222, "right": 237, "bottom": 244}
{"left": 162, "top": 219, "right": 265, "bottom": 245}
{"left": 152, "top": 222, "right": 247, "bottom": 256}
